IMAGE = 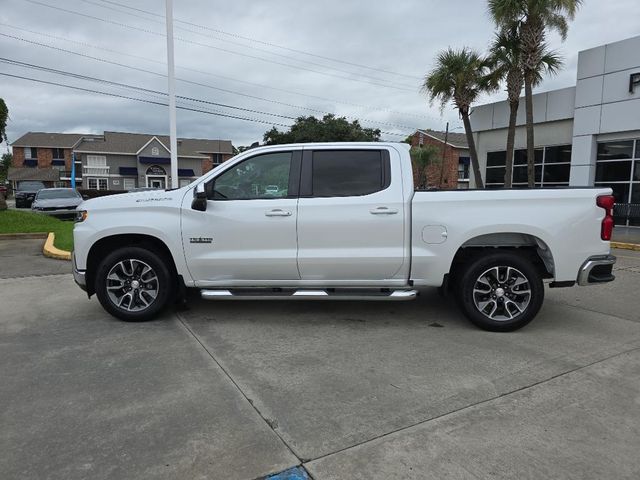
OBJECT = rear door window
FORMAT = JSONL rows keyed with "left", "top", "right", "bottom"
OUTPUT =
{"left": 310, "top": 150, "right": 388, "bottom": 197}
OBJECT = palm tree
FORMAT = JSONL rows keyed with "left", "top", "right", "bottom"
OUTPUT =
{"left": 410, "top": 145, "right": 440, "bottom": 189}
{"left": 422, "top": 48, "right": 496, "bottom": 189}
{"left": 488, "top": 26, "right": 562, "bottom": 187}
{"left": 488, "top": 0, "right": 582, "bottom": 187}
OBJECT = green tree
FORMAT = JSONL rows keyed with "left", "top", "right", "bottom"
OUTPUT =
{"left": 263, "top": 114, "right": 381, "bottom": 145}
{"left": 422, "top": 47, "right": 496, "bottom": 188}
{"left": 487, "top": 26, "right": 562, "bottom": 187}
{"left": 0, "top": 152, "right": 12, "bottom": 182}
{"left": 410, "top": 145, "right": 441, "bottom": 189}
{"left": 0, "top": 99, "right": 8, "bottom": 145}
{"left": 489, "top": 0, "right": 582, "bottom": 187}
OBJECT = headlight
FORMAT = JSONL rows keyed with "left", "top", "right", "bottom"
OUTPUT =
{"left": 75, "top": 210, "right": 88, "bottom": 223}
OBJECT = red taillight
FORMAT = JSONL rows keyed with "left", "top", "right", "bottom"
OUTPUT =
{"left": 596, "top": 195, "right": 615, "bottom": 241}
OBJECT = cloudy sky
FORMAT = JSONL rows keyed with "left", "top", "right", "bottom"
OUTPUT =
{"left": 1, "top": 0, "right": 638, "bottom": 149}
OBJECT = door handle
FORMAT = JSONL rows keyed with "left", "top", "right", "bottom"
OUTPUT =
{"left": 370, "top": 206, "right": 398, "bottom": 215}
{"left": 265, "top": 209, "right": 292, "bottom": 217}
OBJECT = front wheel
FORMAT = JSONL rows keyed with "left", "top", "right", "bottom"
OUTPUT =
{"left": 457, "top": 251, "right": 544, "bottom": 332}
{"left": 94, "top": 246, "right": 174, "bottom": 322}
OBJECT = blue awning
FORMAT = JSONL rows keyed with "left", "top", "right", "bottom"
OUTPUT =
{"left": 139, "top": 156, "right": 170, "bottom": 164}
{"left": 52, "top": 159, "right": 65, "bottom": 166}
{"left": 178, "top": 169, "right": 195, "bottom": 177}
{"left": 24, "top": 159, "right": 37, "bottom": 167}
{"left": 119, "top": 167, "right": 138, "bottom": 176}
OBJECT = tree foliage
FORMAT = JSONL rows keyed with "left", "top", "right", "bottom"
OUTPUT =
{"left": 422, "top": 48, "right": 496, "bottom": 189}
{"left": 410, "top": 145, "right": 440, "bottom": 190}
{"left": 0, "top": 152, "right": 11, "bottom": 182}
{"left": 263, "top": 114, "right": 381, "bottom": 145}
{"left": 488, "top": 0, "right": 581, "bottom": 186}
{"left": 0, "top": 99, "right": 8, "bottom": 145}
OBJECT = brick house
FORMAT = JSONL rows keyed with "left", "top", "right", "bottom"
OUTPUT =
{"left": 9, "top": 131, "right": 234, "bottom": 191}
{"left": 407, "top": 129, "right": 470, "bottom": 189}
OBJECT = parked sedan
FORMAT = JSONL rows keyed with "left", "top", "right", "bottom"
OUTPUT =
{"left": 15, "top": 180, "right": 46, "bottom": 208}
{"left": 31, "top": 188, "right": 83, "bottom": 218}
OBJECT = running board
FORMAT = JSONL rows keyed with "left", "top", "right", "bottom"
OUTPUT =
{"left": 200, "top": 288, "right": 417, "bottom": 301}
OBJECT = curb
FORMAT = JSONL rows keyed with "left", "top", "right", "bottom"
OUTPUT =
{"left": 43, "top": 232, "right": 72, "bottom": 261}
{"left": 611, "top": 241, "right": 640, "bottom": 251}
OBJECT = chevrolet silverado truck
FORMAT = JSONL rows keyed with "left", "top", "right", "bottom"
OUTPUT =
{"left": 72, "top": 143, "right": 616, "bottom": 331}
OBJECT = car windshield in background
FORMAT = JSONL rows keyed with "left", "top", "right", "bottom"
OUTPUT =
{"left": 36, "top": 189, "right": 80, "bottom": 199}
{"left": 18, "top": 181, "right": 45, "bottom": 191}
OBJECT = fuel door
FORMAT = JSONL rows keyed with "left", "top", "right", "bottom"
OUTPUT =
{"left": 422, "top": 225, "right": 448, "bottom": 244}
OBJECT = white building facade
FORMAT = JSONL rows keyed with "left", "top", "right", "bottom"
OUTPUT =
{"left": 471, "top": 35, "right": 640, "bottom": 226}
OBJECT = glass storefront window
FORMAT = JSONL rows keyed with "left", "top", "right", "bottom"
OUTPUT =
{"left": 514, "top": 148, "right": 543, "bottom": 165}
{"left": 486, "top": 167, "right": 506, "bottom": 184}
{"left": 487, "top": 151, "right": 506, "bottom": 167}
{"left": 597, "top": 141, "right": 634, "bottom": 160}
{"left": 544, "top": 164, "right": 571, "bottom": 183}
{"left": 595, "top": 161, "right": 633, "bottom": 182}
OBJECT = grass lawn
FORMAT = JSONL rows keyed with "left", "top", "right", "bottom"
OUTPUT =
{"left": 0, "top": 209, "right": 74, "bottom": 251}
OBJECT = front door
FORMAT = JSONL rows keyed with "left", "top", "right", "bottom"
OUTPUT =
{"left": 149, "top": 177, "right": 165, "bottom": 189}
{"left": 181, "top": 150, "right": 301, "bottom": 285}
{"left": 296, "top": 148, "right": 406, "bottom": 281}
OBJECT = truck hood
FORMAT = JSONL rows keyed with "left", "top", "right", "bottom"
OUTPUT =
{"left": 80, "top": 188, "right": 188, "bottom": 211}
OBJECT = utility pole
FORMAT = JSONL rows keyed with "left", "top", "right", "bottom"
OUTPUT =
{"left": 438, "top": 122, "right": 449, "bottom": 188}
{"left": 165, "top": 0, "right": 178, "bottom": 188}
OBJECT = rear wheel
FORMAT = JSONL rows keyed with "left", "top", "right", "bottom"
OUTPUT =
{"left": 457, "top": 251, "right": 544, "bottom": 332}
{"left": 95, "top": 246, "right": 173, "bottom": 322}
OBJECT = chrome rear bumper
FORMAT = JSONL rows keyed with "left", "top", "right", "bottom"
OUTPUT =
{"left": 577, "top": 255, "right": 616, "bottom": 286}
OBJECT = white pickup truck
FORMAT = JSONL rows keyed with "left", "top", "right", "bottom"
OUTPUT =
{"left": 72, "top": 142, "right": 616, "bottom": 331}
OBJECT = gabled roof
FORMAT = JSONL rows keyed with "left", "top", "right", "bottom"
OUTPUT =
{"left": 416, "top": 129, "right": 469, "bottom": 149}
{"left": 11, "top": 131, "right": 234, "bottom": 156}
{"left": 7, "top": 167, "right": 60, "bottom": 182}
{"left": 11, "top": 132, "right": 86, "bottom": 148}
{"left": 75, "top": 131, "right": 233, "bottom": 156}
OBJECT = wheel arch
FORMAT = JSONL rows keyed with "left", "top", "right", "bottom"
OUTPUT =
{"left": 448, "top": 232, "right": 555, "bottom": 288}
{"left": 85, "top": 234, "right": 178, "bottom": 296}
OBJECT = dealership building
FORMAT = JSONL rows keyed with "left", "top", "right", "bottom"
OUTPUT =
{"left": 471, "top": 34, "right": 640, "bottom": 226}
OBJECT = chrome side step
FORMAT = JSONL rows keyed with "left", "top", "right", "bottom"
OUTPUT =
{"left": 200, "top": 288, "right": 417, "bottom": 301}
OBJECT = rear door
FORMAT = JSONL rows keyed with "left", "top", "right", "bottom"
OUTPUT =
{"left": 296, "top": 147, "right": 406, "bottom": 281}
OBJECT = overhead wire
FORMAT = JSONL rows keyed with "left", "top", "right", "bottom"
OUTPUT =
{"left": 95, "top": 0, "right": 423, "bottom": 81}
{"left": 20, "top": 0, "right": 418, "bottom": 92}
{"left": 0, "top": 33, "right": 419, "bottom": 132}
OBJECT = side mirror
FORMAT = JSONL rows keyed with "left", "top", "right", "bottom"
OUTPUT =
{"left": 191, "top": 183, "right": 207, "bottom": 211}
{"left": 82, "top": 194, "right": 89, "bottom": 200}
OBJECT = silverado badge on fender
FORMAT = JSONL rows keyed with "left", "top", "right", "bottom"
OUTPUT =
{"left": 189, "top": 237, "right": 213, "bottom": 244}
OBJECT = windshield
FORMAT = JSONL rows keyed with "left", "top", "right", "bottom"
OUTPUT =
{"left": 18, "top": 181, "right": 45, "bottom": 191}
{"left": 36, "top": 189, "right": 80, "bottom": 199}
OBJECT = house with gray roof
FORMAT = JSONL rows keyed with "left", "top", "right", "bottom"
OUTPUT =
{"left": 10, "top": 131, "right": 234, "bottom": 191}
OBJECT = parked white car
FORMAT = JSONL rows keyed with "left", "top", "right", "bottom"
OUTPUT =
{"left": 73, "top": 143, "right": 616, "bottom": 331}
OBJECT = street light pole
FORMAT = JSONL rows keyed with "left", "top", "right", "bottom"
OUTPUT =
{"left": 165, "top": 0, "right": 178, "bottom": 188}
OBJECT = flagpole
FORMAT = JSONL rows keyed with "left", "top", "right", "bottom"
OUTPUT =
{"left": 165, "top": 0, "right": 178, "bottom": 188}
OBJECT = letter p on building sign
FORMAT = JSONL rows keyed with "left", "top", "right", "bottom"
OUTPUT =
{"left": 630, "top": 73, "right": 640, "bottom": 93}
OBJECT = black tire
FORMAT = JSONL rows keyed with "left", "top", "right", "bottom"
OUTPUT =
{"left": 94, "top": 246, "right": 174, "bottom": 322}
{"left": 457, "top": 251, "right": 544, "bottom": 332}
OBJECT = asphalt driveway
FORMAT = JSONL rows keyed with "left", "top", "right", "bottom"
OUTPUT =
{"left": 1, "top": 242, "right": 639, "bottom": 479}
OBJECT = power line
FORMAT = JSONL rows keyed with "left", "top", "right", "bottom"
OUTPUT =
{"left": 95, "top": 0, "right": 423, "bottom": 81}
{"left": 0, "top": 72, "right": 294, "bottom": 127}
{"left": 0, "top": 57, "right": 297, "bottom": 121}
{"left": 0, "top": 23, "right": 434, "bottom": 121}
{"left": 20, "top": 0, "right": 418, "bottom": 92}
{"left": 0, "top": 33, "right": 419, "bottom": 131}
{"left": 0, "top": 70, "right": 407, "bottom": 137}
{"left": 76, "top": 0, "right": 420, "bottom": 88}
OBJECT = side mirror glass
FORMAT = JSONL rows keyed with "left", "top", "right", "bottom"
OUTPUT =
{"left": 191, "top": 183, "right": 207, "bottom": 211}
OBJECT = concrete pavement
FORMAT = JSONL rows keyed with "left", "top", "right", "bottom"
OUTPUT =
{"left": 1, "top": 243, "right": 639, "bottom": 479}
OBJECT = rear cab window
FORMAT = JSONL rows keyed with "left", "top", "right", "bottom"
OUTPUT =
{"left": 302, "top": 149, "right": 390, "bottom": 197}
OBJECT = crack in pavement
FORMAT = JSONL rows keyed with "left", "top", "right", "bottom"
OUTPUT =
{"left": 175, "top": 311, "right": 304, "bottom": 467}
